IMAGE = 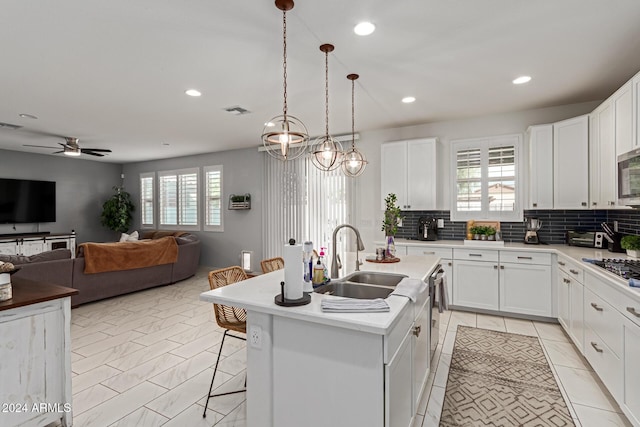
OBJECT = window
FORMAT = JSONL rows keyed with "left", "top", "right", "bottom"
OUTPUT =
{"left": 451, "top": 134, "right": 522, "bottom": 222}
{"left": 204, "top": 165, "right": 223, "bottom": 231}
{"left": 140, "top": 172, "right": 155, "bottom": 227}
{"left": 158, "top": 168, "right": 199, "bottom": 229}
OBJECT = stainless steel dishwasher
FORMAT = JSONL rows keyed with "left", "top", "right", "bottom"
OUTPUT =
{"left": 429, "top": 265, "right": 444, "bottom": 362}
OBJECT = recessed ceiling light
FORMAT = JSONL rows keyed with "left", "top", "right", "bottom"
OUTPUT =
{"left": 402, "top": 96, "right": 416, "bottom": 104}
{"left": 18, "top": 113, "right": 38, "bottom": 119}
{"left": 185, "top": 89, "right": 202, "bottom": 97}
{"left": 512, "top": 76, "right": 532, "bottom": 85}
{"left": 354, "top": 22, "right": 375, "bottom": 36}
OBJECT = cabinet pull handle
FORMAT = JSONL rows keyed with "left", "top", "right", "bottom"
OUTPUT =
{"left": 563, "top": 278, "right": 571, "bottom": 284}
{"left": 494, "top": 265, "right": 498, "bottom": 269}
{"left": 591, "top": 302, "right": 603, "bottom": 312}
{"left": 558, "top": 261, "right": 566, "bottom": 266}
{"left": 590, "top": 342, "right": 604, "bottom": 353}
{"left": 517, "top": 256, "right": 532, "bottom": 260}
{"left": 469, "top": 253, "right": 482, "bottom": 257}
{"left": 423, "top": 251, "right": 435, "bottom": 255}
{"left": 532, "top": 203, "right": 537, "bottom": 207}
{"left": 592, "top": 202, "right": 597, "bottom": 206}
{"left": 569, "top": 269, "right": 579, "bottom": 275}
{"left": 609, "top": 201, "right": 615, "bottom": 206}
{"left": 627, "top": 307, "right": 640, "bottom": 317}
{"left": 581, "top": 202, "right": 587, "bottom": 207}
{"left": 500, "top": 265, "right": 504, "bottom": 269}
{"left": 413, "top": 325, "right": 421, "bottom": 337}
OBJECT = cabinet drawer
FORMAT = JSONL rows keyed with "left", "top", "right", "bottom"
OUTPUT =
{"left": 621, "top": 293, "right": 640, "bottom": 328}
{"left": 406, "top": 246, "right": 452, "bottom": 259}
{"left": 557, "top": 256, "right": 584, "bottom": 283}
{"left": 499, "top": 251, "right": 551, "bottom": 265}
{"left": 584, "top": 272, "right": 626, "bottom": 319}
{"left": 584, "top": 287, "right": 623, "bottom": 357}
{"left": 453, "top": 248, "right": 498, "bottom": 262}
{"left": 584, "top": 324, "right": 623, "bottom": 401}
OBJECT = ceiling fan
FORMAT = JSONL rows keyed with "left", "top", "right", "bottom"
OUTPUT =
{"left": 24, "top": 137, "right": 112, "bottom": 157}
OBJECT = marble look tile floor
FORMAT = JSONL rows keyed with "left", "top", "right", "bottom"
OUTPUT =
{"left": 50, "top": 268, "right": 631, "bottom": 426}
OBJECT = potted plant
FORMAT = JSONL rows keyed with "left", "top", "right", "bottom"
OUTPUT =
{"left": 621, "top": 235, "right": 640, "bottom": 258}
{"left": 486, "top": 226, "right": 497, "bottom": 241}
{"left": 101, "top": 186, "right": 135, "bottom": 233}
{"left": 469, "top": 226, "right": 483, "bottom": 240}
{"left": 382, "top": 193, "right": 403, "bottom": 257}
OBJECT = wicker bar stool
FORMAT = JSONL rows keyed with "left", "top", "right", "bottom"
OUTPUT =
{"left": 260, "top": 256, "right": 285, "bottom": 273}
{"left": 203, "top": 266, "right": 248, "bottom": 418}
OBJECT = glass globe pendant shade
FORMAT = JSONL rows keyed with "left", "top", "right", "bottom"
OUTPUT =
{"left": 341, "top": 146, "right": 367, "bottom": 177}
{"left": 262, "top": 114, "right": 309, "bottom": 161}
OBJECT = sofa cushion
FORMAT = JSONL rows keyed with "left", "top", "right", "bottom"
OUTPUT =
{"left": 0, "top": 248, "right": 72, "bottom": 265}
{"left": 175, "top": 234, "right": 198, "bottom": 245}
{"left": 119, "top": 230, "right": 139, "bottom": 242}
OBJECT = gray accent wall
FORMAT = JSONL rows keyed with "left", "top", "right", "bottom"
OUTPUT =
{"left": 122, "top": 147, "right": 263, "bottom": 270}
{"left": 0, "top": 149, "right": 123, "bottom": 243}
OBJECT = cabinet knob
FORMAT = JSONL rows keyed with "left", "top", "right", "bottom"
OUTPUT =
{"left": 493, "top": 265, "right": 498, "bottom": 269}
{"left": 569, "top": 269, "right": 579, "bottom": 275}
{"left": 412, "top": 325, "right": 422, "bottom": 337}
{"left": 500, "top": 265, "right": 504, "bottom": 269}
{"left": 590, "top": 342, "right": 603, "bottom": 353}
{"left": 592, "top": 202, "right": 597, "bottom": 206}
{"left": 407, "top": 205, "right": 411, "bottom": 209}
{"left": 563, "top": 278, "right": 571, "bottom": 284}
{"left": 447, "top": 262, "right": 452, "bottom": 267}
{"left": 558, "top": 261, "right": 566, "bottom": 266}
{"left": 532, "top": 203, "right": 537, "bottom": 207}
{"left": 590, "top": 302, "right": 603, "bottom": 312}
{"left": 581, "top": 202, "right": 587, "bottom": 207}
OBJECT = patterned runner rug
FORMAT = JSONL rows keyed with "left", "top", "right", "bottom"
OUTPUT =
{"left": 439, "top": 326, "right": 575, "bottom": 426}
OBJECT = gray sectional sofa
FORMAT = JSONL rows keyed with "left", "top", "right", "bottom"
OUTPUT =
{"left": 5, "top": 231, "right": 200, "bottom": 306}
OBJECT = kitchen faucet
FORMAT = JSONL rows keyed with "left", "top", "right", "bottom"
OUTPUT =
{"left": 331, "top": 224, "right": 365, "bottom": 278}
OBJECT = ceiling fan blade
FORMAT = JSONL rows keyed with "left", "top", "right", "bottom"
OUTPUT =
{"left": 23, "top": 144, "right": 56, "bottom": 149}
{"left": 52, "top": 150, "right": 64, "bottom": 154}
{"left": 81, "top": 148, "right": 112, "bottom": 153}
{"left": 83, "top": 151, "right": 105, "bottom": 157}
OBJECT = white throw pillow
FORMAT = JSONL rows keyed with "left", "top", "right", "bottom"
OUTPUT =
{"left": 119, "top": 230, "right": 139, "bottom": 242}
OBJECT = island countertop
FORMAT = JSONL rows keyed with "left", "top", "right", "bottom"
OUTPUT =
{"left": 199, "top": 253, "right": 440, "bottom": 335}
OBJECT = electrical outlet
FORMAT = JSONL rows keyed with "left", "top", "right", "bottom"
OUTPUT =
{"left": 614, "top": 220, "right": 619, "bottom": 232}
{"left": 437, "top": 218, "right": 445, "bottom": 228}
{"left": 249, "top": 325, "right": 262, "bottom": 349}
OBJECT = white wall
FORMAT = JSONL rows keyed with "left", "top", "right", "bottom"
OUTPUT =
{"left": 122, "top": 147, "right": 263, "bottom": 270}
{"left": 353, "top": 100, "right": 601, "bottom": 250}
{"left": 0, "top": 149, "right": 123, "bottom": 243}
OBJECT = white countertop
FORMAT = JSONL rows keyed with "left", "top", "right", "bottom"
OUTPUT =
{"left": 390, "top": 238, "right": 640, "bottom": 304}
{"left": 199, "top": 254, "right": 440, "bottom": 335}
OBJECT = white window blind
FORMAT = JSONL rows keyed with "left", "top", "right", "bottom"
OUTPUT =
{"left": 158, "top": 168, "right": 199, "bottom": 229}
{"left": 263, "top": 155, "right": 352, "bottom": 263}
{"left": 204, "top": 165, "right": 223, "bottom": 231}
{"left": 140, "top": 173, "right": 155, "bottom": 227}
{"left": 451, "top": 135, "right": 522, "bottom": 222}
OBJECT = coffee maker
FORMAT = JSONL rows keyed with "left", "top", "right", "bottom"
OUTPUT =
{"left": 418, "top": 217, "right": 438, "bottom": 241}
{"left": 524, "top": 217, "right": 542, "bottom": 244}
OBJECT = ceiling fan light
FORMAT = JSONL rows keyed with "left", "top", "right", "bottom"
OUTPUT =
{"left": 64, "top": 148, "right": 81, "bottom": 156}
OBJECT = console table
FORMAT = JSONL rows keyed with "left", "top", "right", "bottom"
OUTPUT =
{"left": 0, "top": 278, "right": 77, "bottom": 427}
{"left": 0, "top": 232, "right": 76, "bottom": 258}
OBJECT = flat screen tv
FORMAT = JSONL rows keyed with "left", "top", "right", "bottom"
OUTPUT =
{"left": 0, "top": 178, "right": 56, "bottom": 223}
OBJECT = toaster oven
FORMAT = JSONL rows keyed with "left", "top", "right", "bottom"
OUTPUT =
{"left": 566, "top": 230, "right": 605, "bottom": 248}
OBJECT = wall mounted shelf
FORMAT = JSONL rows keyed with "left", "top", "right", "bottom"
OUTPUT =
{"left": 229, "top": 193, "right": 251, "bottom": 210}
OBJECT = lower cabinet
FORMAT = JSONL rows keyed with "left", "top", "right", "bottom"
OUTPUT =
{"left": 622, "top": 317, "right": 640, "bottom": 426}
{"left": 386, "top": 329, "right": 413, "bottom": 427}
{"left": 557, "top": 270, "right": 570, "bottom": 330}
{"left": 412, "top": 292, "right": 431, "bottom": 410}
{"left": 453, "top": 259, "right": 499, "bottom": 310}
{"left": 499, "top": 262, "right": 552, "bottom": 317}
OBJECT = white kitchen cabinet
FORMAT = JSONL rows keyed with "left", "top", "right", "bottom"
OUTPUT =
{"left": 406, "top": 246, "right": 453, "bottom": 302}
{"left": 558, "top": 269, "right": 570, "bottom": 330}
{"left": 553, "top": 115, "right": 589, "bottom": 209}
{"left": 386, "top": 329, "right": 413, "bottom": 427}
{"left": 614, "top": 81, "right": 634, "bottom": 155}
{"left": 412, "top": 292, "right": 431, "bottom": 411}
{"left": 527, "top": 124, "right": 554, "bottom": 209}
{"left": 453, "top": 259, "right": 499, "bottom": 310}
{"left": 590, "top": 100, "right": 617, "bottom": 208}
{"left": 499, "top": 262, "right": 552, "bottom": 317}
{"left": 381, "top": 138, "right": 437, "bottom": 210}
{"left": 622, "top": 316, "right": 640, "bottom": 426}
{"left": 557, "top": 256, "right": 585, "bottom": 351}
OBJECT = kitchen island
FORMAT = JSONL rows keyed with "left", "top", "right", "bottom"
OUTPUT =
{"left": 200, "top": 253, "right": 440, "bottom": 427}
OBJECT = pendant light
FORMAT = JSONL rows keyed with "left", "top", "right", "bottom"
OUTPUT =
{"left": 311, "top": 44, "right": 343, "bottom": 171}
{"left": 261, "top": 0, "right": 309, "bottom": 161}
{"left": 341, "top": 74, "right": 368, "bottom": 177}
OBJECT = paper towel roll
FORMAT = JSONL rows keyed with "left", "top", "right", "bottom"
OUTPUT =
{"left": 283, "top": 242, "right": 303, "bottom": 300}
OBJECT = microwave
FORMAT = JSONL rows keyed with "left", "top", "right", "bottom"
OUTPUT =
{"left": 618, "top": 148, "right": 640, "bottom": 207}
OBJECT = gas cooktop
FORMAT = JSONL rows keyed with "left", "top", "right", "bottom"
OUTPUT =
{"left": 593, "top": 259, "right": 640, "bottom": 280}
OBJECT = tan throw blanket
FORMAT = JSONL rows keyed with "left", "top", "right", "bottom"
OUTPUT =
{"left": 79, "top": 236, "right": 179, "bottom": 274}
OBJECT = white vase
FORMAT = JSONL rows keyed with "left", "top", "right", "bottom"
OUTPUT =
{"left": 627, "top": 249, "right": 640, "bottom": 258}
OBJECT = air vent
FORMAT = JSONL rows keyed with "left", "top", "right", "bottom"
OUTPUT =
{"left": 0, "top": 122, "right": 23, "bottom": 130}
{"left": 223, "top": 106, "right": 251, "bottom": 115}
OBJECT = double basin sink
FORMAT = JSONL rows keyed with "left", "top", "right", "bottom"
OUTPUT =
{"left": 313, "top": 271, "right": 407, "bottom": 299}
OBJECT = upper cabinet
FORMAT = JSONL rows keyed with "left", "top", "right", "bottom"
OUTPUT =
{"left": 381, "top": 138, "right": 437, "bottom": 211}
{"left": 553, "top": 115, "right": 590, "bottom": 209}
{"left": 590, "top": 100, "right": 617, "bottom": 208}
{"left": 634, "top": 74, "right": 640, "bottom": 150}
{"left": 527, "top": 124, "right": 554, "bottom": 209}
{"left": 614, "top": 81, "right": 634, "bottom": 156}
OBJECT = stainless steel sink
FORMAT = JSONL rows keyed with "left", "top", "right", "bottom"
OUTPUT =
{"left": 342, "top": 271, "right": 407, "bottom": 287}
{"left": 313, "top": 272, "right": 407, "bottom": 299}
{"left": 313, "top": 281, "right": 395, "bottom": 299}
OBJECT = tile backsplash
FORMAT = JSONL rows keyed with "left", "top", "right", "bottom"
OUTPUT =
{"left": 395, "top": 209, "right": 640, "bottom": 244}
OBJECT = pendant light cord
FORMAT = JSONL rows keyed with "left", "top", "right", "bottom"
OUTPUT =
{"left": 325, "top": 50, "right": 330, "bottom": 138}
{"left": 282, "top": 9, "right": 288, "bottom": 120}
{"left": 351, "top": 78, "right": 355, "bottom": 149}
